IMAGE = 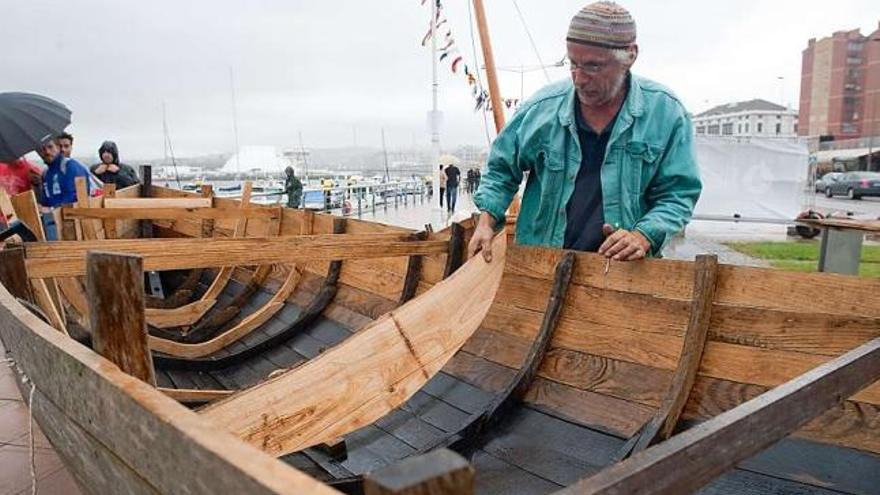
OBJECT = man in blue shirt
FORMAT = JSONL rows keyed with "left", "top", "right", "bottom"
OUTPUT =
{"left": 35, "top": 136, "right": 94, "bottom": 239}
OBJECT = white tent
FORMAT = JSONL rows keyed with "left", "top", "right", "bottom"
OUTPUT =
{"left": 220, "top": 145, "right": 291, "bottom": 175}
{"left": 693, "top": 136, "right": 808, "bottom": 220}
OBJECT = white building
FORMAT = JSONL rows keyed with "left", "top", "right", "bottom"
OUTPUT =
{"left": 693, "top": 99, "right": 799, "bottom": 138}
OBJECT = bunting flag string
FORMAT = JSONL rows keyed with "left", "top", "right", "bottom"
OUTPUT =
{"left": 417, "top": 0, "right": 520, "bottom": 112}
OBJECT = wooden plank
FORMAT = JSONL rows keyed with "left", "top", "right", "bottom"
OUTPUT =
{"left": 87, "top": 251, "right": 156, "bottom": 385}
{"left": 200, "top": 234, "right": 508, "bottom": 457}
{"left": 0, "top": 282, "right": 340, "bottom": 495}
{"left": 25, "top": 235, "right": 451, "bottom": 278}
{"left": 76, "top": 176, "right": 102, "bottom": 240}
{"left": 159, "top": 387, "right": 236, "bottom": 403}
{"left": 623, "top": 255, "right": 718, "bottom": 458}
{"left": 364, "top": 449, "right": 473, "bottom": 495}
{"left": 0, "top": 246, "right": 34, "bottom": 302}
{"left": 9, "top": 189, "right": 44, "bottom": 240}
{"left": 104, "top": 197, "right": 214, "bottom": 209}
{"left": 559, "top": 337, "right": 880, "bottom": 495}
{"left": 442, "top": 222, "right": 465, "bottom": 278}
{"left": 399, "top": 232, "right": 427, "bottom": 304}
{"left": 65, "top": 205, "right": 281, "bottom": 221}
{"left": 145, "top": 299, "right": 217, "bottom": 328}
{"left": 102, "top": 182, "right": 118, "bottom": 238}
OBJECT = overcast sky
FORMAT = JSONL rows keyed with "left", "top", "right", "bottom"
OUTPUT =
{"left": 4, "top": 0, "right": 878, "bottom": 160}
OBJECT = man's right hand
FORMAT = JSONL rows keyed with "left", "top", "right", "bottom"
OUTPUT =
{"left": 467, "top": 211, "right": 497, "bottom": 262}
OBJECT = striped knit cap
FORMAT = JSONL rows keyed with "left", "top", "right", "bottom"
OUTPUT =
{"left": 567, "top": 2, "right": 636, "bottom": 49}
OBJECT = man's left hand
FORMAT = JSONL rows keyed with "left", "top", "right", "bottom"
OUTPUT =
{"left": 598, "top": 224, "right": 651, "bottom": 261}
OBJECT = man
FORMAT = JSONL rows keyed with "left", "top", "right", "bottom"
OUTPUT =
{"left": 470, "top": 1, "right": 700, "bottom": 262}
{"left": 444, "top": 162, "right": 461, "bottom": 212}
{"left": 35, "top": 137, "right": 93, "bottom": 239}
{"left": 284, "top": 166, "right": 303, "bottom": 208}
{"left": 91, "top": 140, "right": 139, "bottom": 188}
{"left": 466, "top": 168, "right": 475, "bottom": 194}
{"left": 438, "top": 164, "right": 446, "bottom": 208}
{"left": 56, "top": 132, "right": 74, "bottom": 158}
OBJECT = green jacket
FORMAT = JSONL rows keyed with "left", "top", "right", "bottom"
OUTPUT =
{"left": 474, "top": 74, "right": 701, "bottom": 256}
{"left": 285, "top": 175, "right": 303, "bottom": 208}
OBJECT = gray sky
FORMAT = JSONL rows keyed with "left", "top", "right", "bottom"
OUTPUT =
{"left": 4, "top": 0, "right": 878, "bottom": 160}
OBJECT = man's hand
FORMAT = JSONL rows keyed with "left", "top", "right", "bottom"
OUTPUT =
{"left": 598, "top": 224, "right": 651, "bottom": 261}
{"left": 467, "top": 211, "right": 497, "bottom": 262}
{"left": 93, "top": 164, "right": 108, "bottom": 175}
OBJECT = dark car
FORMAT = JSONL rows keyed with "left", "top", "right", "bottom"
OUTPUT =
{"left": 825, "top": 171, "right": 880, "bottom": 199}
{"left": 815, "top": 172, "right": 843, "bottom": 192}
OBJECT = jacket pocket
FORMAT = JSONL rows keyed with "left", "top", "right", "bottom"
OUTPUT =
{"left": 533, "top": 149, "right": 566, "bottom": 236}
{"left": 624, "top": 141, "right": 662, "bottom": 197}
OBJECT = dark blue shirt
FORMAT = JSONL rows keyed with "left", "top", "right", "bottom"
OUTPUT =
{"left": 563, "top": 103, "right": 617, "bottom": 251}
{"left": 41, "top": 154, "right": 92, "bottom": 208}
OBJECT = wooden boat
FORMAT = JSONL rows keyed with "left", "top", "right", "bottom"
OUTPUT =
{"left": 1, "top": 173, "right": 879, "bottom": 495}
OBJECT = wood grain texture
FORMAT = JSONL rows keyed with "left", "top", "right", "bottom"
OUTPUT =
{"left": 628, "top": 255, "right": 718, "bottom": 455}
{"left": 64, "top": 205, "right": 280, "bottom": 220}
{"left": 0, "top": 283, "right": 340, "bottom": 495}
{"left": 9, "top": 189, "right": 45, "bottom": 240}
{"left": 87, "top": 251, "right": 156, "bottom": 385}
{"left": 559, "top": 337, "right": 880, "bottom": 495}
{"left": 25, "top": 235, "right": 450, "bottom": 278}
{"left": 0, "top": 246, "right": 34, "bottom": 302}
{"left": 103, "top": 197, "right": 213, "bottom": 209}
{"left": 101, "top": 183, "right": 118, "bottom": 238}
{"left": 145, "top": 299, "right": 217, "bottom": 328}
{"left": 200, "top": 234, "right": 508, "bottom": 457}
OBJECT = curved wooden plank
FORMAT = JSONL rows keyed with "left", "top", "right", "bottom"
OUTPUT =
{"left": 143, "top": 182, "right": 254, "bottom": 326}
{"left": 148, "top": 266, "right": 303, "bottom": 358}
{"left": 199, "top": 233, "right": 507, "bottom": 457}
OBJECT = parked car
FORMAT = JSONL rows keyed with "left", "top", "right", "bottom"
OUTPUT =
{"left": 815, "top": 172, "right": 843, "bottom": 192}
{"left": 825, "top": 171, "right": 880, "bottom": 199}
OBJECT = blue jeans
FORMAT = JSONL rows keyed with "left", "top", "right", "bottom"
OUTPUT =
{"left": 41, "top": 212, "right": 58, "bottom": 241}
{"left": 446, "top": 185, "right": 458, "bottom": 211}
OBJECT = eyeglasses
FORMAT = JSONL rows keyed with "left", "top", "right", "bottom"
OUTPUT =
{"left": 564, "top": 58, "right": 614, "bottom": 75}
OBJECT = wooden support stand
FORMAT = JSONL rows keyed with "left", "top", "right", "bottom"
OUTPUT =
{"left": 364, "top": 448, "right": 473, "bottom": 495}
{"left": 87, "top": 251, "right": 156, "bottom": 385}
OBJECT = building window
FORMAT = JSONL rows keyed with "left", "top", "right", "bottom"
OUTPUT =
{"left": 707, "top": 124, "right": 720, "bottom": 135}
{"left": 757, "top": 122, "right": 763, "bottom": 133}
{"left": 745, "top": 123, "right": 750, "bottom": 133}
{"left": 696, "top": 126, "right": 706, "bottom": 135}
{"left": 775, "top": 123, "right": 782, "bottom": 135}
{"left": 794, "top": 123, "right": 798, "bottom": 133}
{"left": 722, "top": 123, "right": 734, "bottom": 135}
{"left": 738, "top": 124, "right": 742, "bottom": 134}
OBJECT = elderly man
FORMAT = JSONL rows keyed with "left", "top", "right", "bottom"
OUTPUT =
{"left": 470, "top": 1, "right": 701, "bottom": 262}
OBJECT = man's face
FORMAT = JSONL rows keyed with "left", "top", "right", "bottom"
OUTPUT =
{"left": 100, "top": 151, "right": 114, "bottom": 164}
{"left": 37, "top": 141, "right": 59, "bottom": 164}
{"left": 566, "top": 42, "right": 636, "bottom": 109}
{"left": 57, "top": 138, "right": 72, "bottom": 157}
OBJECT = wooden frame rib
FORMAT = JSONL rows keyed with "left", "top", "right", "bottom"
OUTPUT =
{"left": 144, "top": 182, "right": 253, "bottom": 327}
{"left": 442, "top": 222, "right": 465, "bottom": 278}
{"left": 150, "top": 217, "right": 344, "bottom": 363}
{"left": 9, "top": 189, "right": 67, "bottom": 334}
{"left": 421, "top": 251, "right": 576, "bottom": 458}
{"left": 198, "top": 233, "right": 507, "bottom": 458}
{"left": 399, "top": 231, "right": 428, "bottom": 304}
{"left": 559, "top": 336, "right": 880, "bottom": 495}
{"left": 617, "top": 254, "right": 719, "bottom": 460}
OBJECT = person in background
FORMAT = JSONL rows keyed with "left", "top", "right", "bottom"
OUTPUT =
{"left": 444, "top": 162, "right": 461, "bottom": 212}
{"left": 473, "top": 168, "right": 481, "bottom": 192}
{"left": 470, "top": 1, "right": 701, "bottom": 262}
{"left": 466, "top": 168, "right": 475, "bottom": 194}
{"left": 284, "top": 166, "right": 303, "bottom": 208}
{"left": 56, "top": 132, "right": 74, "bottom": 158}
{"left": 438, "top": 164, "right": 446, "bottom": 208}
{"left": 0, "top": 157, "right": 43, "bottom": 197}
{"left": 35, "top": 137, "right": 94, "bottom": 240}
{"left": 91, "top": 141, "right": 139, "bottom": 188}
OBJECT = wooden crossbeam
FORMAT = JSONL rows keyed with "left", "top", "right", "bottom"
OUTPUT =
{"left": 25, "top": 234, "right": 449, "bottom": 278}
{"left": 616, "top": 255, "right": 719, "bottom": 460}
{"left": 363, "top": 449, "right": 473, "bottom": 495}
{"left": 559, "top": 336, "right": 880, "bottom": 495}
{"left": 87, "top": 251, "right": 156, "bottom": 385}
{"left": 103, "top": 197, "right": 213, "bottom": 209}
{"left": 63, "top": 205, "right": 280, "bottom": 221}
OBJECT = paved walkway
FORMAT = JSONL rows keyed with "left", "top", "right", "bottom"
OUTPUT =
{"left": 0, "top": 338, "right": 80, "bottom": 495}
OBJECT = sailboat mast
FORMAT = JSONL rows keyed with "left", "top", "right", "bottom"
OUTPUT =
{"left": 472, "top": 0, "right": 505, "bottom": 133}
{"left": 381, "top": 128, "right": 390, "bottom": 182}
{"left": 298, "top": 131, "right": 309, "bottom": 185}
{"left": 430, "top": 0, "right": 441, "bottom": 209}
{"left": 229, "top": 67, "right": 241, "bottom": 175}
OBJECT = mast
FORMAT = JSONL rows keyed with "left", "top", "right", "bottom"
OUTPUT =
{"left": 430, "top": 0, "right": 442, "bottom": 210}
{"left": 472, "top": 0, "right": 505, "bottom": 133}
{"left": 381, "top": 128, "right": 390, "bottom": 182}
{"left": 229, "top": 67, "right": 241, "bottom": 175}
{"left": 298, "top": 131, "right": 309, "bottom": 185}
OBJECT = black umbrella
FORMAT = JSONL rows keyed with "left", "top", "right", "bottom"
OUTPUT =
{"left": 0, "top": 92, "right": 71, "bottom": 162}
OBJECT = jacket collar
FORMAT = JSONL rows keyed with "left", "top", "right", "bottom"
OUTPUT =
{"left": 558, "top": 72, "right": 645, "bottom": 127}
